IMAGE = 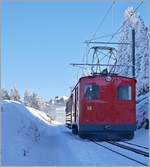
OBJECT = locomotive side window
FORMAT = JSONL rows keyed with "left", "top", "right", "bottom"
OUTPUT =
{"left": 84, "top": 84, "right": 99, "bottom": 100}
{"left": 117, "top": 86, "right": 132, "bottom": 100}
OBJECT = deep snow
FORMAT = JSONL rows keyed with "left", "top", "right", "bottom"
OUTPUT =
{"left": 1, "top": 100, "right": 149, "bottom": 165}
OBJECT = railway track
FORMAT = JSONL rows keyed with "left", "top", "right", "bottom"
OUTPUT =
{"left": 107, "top": 141, "right": 149, "bottom": 157}
{"left": 91, "top": 139, "right": 149, "bottom": 166}
{"left": 120, "top": 141, "right": 149, "bottom": 150}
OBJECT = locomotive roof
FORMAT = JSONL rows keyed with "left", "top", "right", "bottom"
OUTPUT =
{"left": 79, "top": 74, "right": 136, "bottom": 81}
{"left": 71, "top": 74, "right": 136, "bottom": 93}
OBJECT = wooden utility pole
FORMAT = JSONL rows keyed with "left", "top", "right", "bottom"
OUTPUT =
{"left": 132, "top": 29, "right": 135, "bottom": 78}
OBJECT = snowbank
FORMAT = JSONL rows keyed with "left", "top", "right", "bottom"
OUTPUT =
{"left": 1, "top": 100, "right": 55, "bottom": 165}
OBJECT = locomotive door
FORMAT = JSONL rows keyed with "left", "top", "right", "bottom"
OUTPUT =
{"left": 74, "top": 87, "right": 78, "bottom": 122}
{"left": 75, "top": 86, "right": 79, "bottom": 123}
{"left": 74, "top": 88, "right": 77, "bottom": 122}
{"left": 72, "top": 88, "right": 77, "bottom": 123}
{"left": 73, "top": 86, "right": 79, "bottom": 124}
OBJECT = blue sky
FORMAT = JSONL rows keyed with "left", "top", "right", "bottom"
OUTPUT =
{"left": 2, "top": 1, "right": 149, "bottom": 100}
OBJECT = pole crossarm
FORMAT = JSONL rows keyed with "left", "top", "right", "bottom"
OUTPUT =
{"left": 85, "top": 41, "right": 131, "bottom": 45}
{"left": 70, "top": 63, "right": 133, "bottom": 67}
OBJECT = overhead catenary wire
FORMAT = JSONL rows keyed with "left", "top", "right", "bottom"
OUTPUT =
{"left": 88, "top": 34, "right": 116, "bottom": 42}
{"left": 112, "top": 0, "right": 115, "bottom": 27}
{"left": 83, "top": 1, "right": 116, "bottom": 70}
{"left": 89, "top": 1, "right": 116, "bottom": 42}
{"left": 89, "top": 0, "right": 144, "bottom": 43}
{"left": 91, "top": 0, "right": 144, "bottom": 75}
{"left": 74, "top": 0, "right": 144, "bottom": 78}
{"left": 105, "top": 1, "right": 144, "bottom": 76}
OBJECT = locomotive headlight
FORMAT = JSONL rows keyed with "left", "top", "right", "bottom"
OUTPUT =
{"left": 105, "top": 76, "right": 112, "bottom": 82}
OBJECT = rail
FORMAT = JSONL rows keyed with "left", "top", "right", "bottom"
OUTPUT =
{"left": 107, "top": 141, "right": 149, "bottom": 157}
{"left": 90, "top": 140, "right": 148, "bottom": 166}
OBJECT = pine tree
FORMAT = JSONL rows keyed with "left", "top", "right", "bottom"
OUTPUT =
{"left": 24, "top": 91, "right": 45, "bottom": 110}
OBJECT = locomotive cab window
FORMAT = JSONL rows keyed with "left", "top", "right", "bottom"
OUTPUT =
{"left": 84, "top": 84, "right": 99, "bottom": 100}
{"left": 117, "top": 86, "right": 132, "bottom": 100}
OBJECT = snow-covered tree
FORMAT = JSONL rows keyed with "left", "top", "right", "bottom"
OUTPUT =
{"left": 24, "top": 91, "right": 45, "bottom": 111}
{"left": 24, "top": 90, "right": 32, "bottom": 107}
{"left": 10, "top": 87, "right": 21, "bottom": 101}
{"left": 0, "top": 88, "right": 10, "bottom": 100}
{"left": 138, "top": 27, "right": 149, "bottom": 95}
{"left": 115, "top": 7, "right": 149, "bottom": 129}
{"left": 31, "top": 92, "right": 45, "bottom": 110}
{"left": 115, "top": 7, "right": 149, "bottom": 96}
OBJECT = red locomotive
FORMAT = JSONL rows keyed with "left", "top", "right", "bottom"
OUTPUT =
{"left": 66, "top": 74, "right": 136, "bottom": 140}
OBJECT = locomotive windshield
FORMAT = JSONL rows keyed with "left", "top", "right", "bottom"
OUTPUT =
{"left": 84, "top": 84, "right": 99, "bottom": 100}
{"left": 117, "top": 86, "right": 132, "bottom": 100}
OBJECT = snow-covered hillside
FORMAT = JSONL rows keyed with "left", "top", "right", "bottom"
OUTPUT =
{"left": 1, "top": 100, "right": 149, "bottom": 165}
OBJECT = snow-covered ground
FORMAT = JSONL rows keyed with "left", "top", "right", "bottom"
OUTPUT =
{"left": 1, "top": 100, "right": 149, "bottom": 165}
